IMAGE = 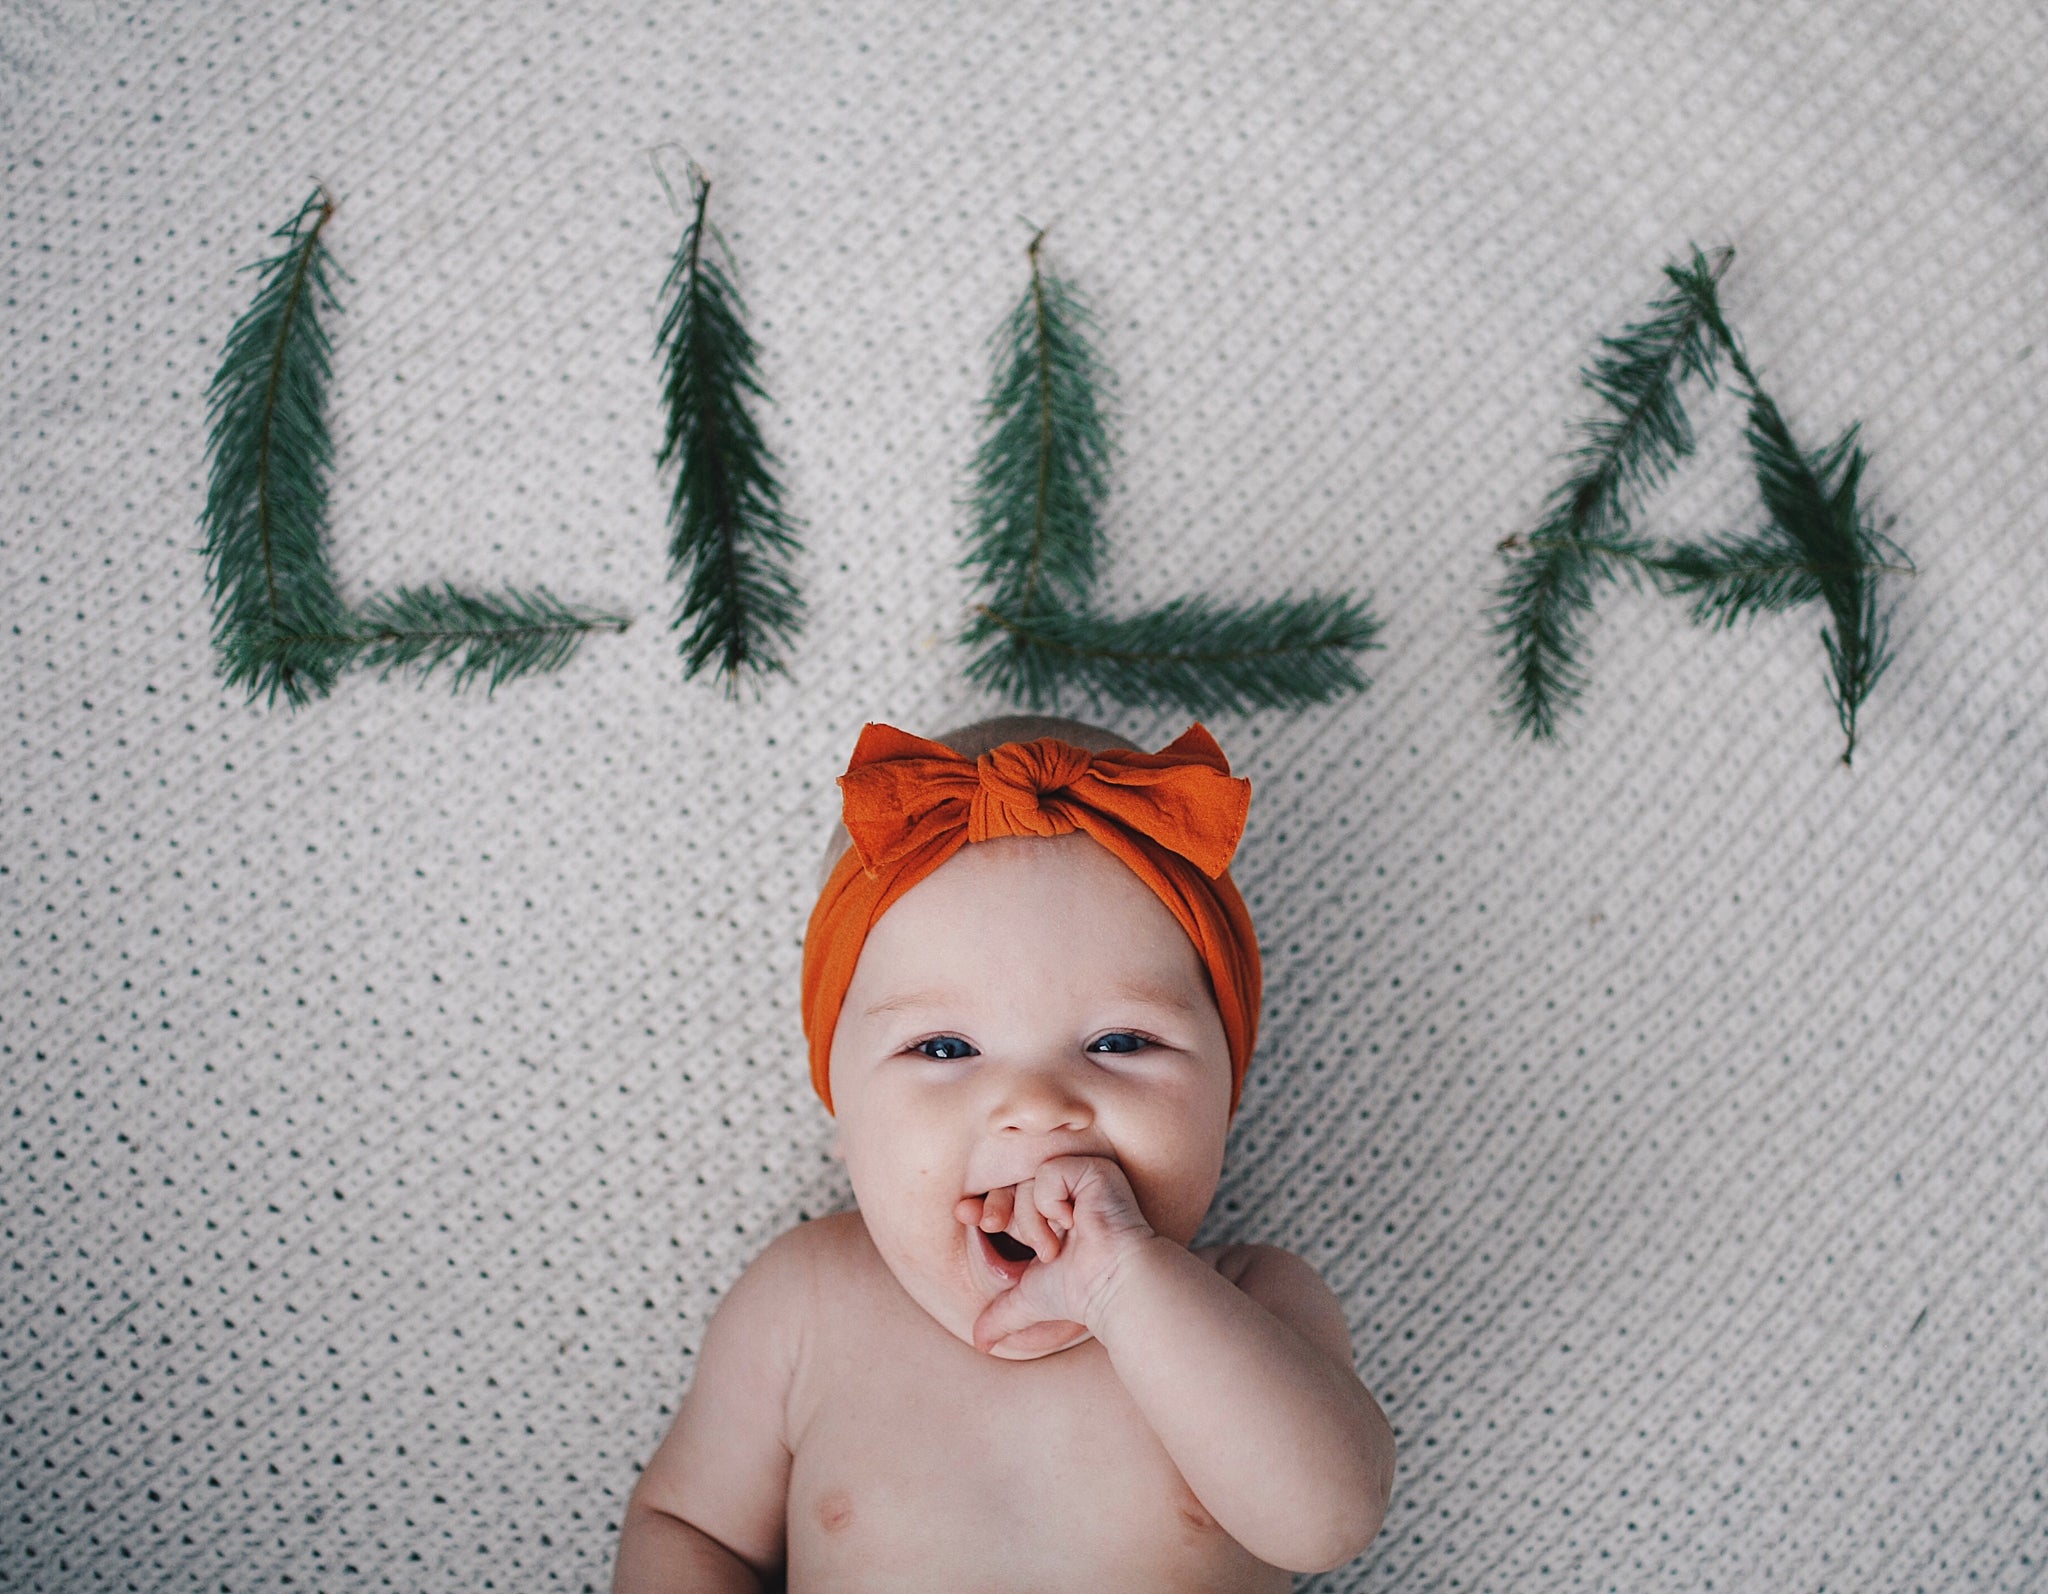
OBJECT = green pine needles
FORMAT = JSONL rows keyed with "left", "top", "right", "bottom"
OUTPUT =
{"left": 974, "top": 593, "right": 1379, "bottom": 719}
{"left": 1492, "top": 248, "right": 1729, "bottom": 741}
{"left": 205, "top": 200, "right": 1900, "bottom": 753}
{"left": 200, "top": 190, "right": 356, "bottom": 707}
{"left": 1669, "top": 276, "right": 1907, "bottom": 764}
{"left": 963, "top": 232, "right": 1379, "bottom": 716}
{"left": 654, "top": 161, "right": 806, "bottom": 691}
{"left": 961, "top": 232, "right": 1115, "bottom": 627}
{"left": 1492, "top": 244, "right": 1912, "bottom": 764}
{"left": 200, "top": 188, "right": 627, "bottom": 709}
{"left": 233, "top": 584, "right": 620, "bottom": 698}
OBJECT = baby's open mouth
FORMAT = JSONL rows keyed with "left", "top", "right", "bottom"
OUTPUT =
{"left": 969, "top": 1221, "right": 1039, "bottom": 1286}
{"left": 986, "top": 1230, "right": 1036, "bottom": 1264}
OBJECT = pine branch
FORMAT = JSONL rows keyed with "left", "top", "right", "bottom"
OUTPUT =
{"left": 954, "top": 232, "right": 1375, "bottom": 719}
{"left": 1673, "top": 276, "right": 1910, "bottom": 765}
{"left": 1491, "top": 245, "right": 1732, "bottom": 741}
{"left": 1652, "top": 531, "right": 1868, "bottom": 629}
{"left": 654, "top": 162, "right": 806, "bottom": 693}
{"left": 1750, "top": 411, "right": 1895, "bottom": 765}
{"left": 968, "top": 593, "right": 1381, "bottom": 717}
{"left": 1657, "top": 520, "right": 1914, "bottom": 628}
{"left": 200, "top": 187, "right": 356, "bottom": 709}
{"left": 961, "top": 230, "right": 1115, "bottom": 647}
{"left": 1493, "top": 526, "right": 1664, "bottom": 742}
{"left": 225, "top": 583, "right": 629, "bottom": 699}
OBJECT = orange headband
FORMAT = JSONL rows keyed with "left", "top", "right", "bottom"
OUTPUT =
{"left": 800, "top": 722, "right": 1263, "bottom": 1116}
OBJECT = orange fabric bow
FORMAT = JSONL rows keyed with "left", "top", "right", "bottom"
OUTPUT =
{"left": 801, "top": 722, "right": 1263, "bottom": 1115}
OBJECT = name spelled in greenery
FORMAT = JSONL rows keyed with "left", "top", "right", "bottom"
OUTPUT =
{"left": 202, "top": 196, "right": 1905, "bottom": 756}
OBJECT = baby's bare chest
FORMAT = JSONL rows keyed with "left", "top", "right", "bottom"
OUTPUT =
{"left": 783, "top": 1300, "right": 1287, "bottom": 1593}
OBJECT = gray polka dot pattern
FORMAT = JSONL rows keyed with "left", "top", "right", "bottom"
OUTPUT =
{"left": 4, "top": 3, "right": 2044, "bottom": 1589}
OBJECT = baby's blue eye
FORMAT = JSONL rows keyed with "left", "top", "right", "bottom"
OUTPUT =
{"left": 912, "top": 1035, "right": 978, "bottom": 1061}
{"left": 1088, "top": 1032, "right": 1149, "bottom": 1055}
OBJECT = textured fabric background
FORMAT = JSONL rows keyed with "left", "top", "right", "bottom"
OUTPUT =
{"left": 4, "top": 2, "right": 2044, "bottom": 1588}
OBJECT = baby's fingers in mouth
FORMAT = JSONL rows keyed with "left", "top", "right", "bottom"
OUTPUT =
{"left": 1007, "top": 1199, "right": 1061, "bottom": 1262}
{"left": 985, "top": 1228, "right": 1037, "bottom": 1263}
{"left": 978, "top": 1185, "right": 1016, "bottom": 1232}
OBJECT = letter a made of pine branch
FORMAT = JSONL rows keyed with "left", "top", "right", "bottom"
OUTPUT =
{"left": 199, "top": 188, "right": 628, "bottom": 709}
{"left": 653, "top": 159, "right": 806, "bottom": 694}
{"left": 962, "top": 232, "right": 1379, "bottom": 718}
{"left": 1491, "top": 244, "right": 1912, "bottom": 764}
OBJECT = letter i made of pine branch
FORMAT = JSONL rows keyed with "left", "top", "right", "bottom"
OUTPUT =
{"left": 653, "top": 158, "right": 806, "bottom": 693}
{"left": 962, "top": 231, "right": 1380, "bottom": 717}
{"left": 200, "top": 188, "right": 629, "bottom": 708}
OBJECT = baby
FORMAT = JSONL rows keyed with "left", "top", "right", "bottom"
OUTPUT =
{"left": 614, "top": 715, "right": 1396, "bottom": 1592}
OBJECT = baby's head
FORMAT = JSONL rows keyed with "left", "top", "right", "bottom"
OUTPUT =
{"left": 802, "top": 714, "right": 1261, "bottom": 1355}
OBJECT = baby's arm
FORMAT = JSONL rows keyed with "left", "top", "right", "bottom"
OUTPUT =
{"left": 1094, "top": 1237, "right": 1395, "bottom": 1573}
{"left": 968, "top": 1159, "right": 1394, "bottom": 1575}
{"left": 613, "top": 1225, "right": 808, "bottom": 1594}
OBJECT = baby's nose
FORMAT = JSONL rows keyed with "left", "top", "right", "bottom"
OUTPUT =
{"left": 989, "top": 1066, "right": 1094, "bottom": 1134}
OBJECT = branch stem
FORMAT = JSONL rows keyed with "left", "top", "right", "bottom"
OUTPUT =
{"left": 1507, "top": 533, "right": 1915, "bottom": 582}
{"left": 1024, "top": 228, "right": 1053, "bottom": 617}
{"left": 271, "top": 617, "right": 626, "bottom": 648}
{"left": 975, "top": 603, "right": 1347, "bottom": 665}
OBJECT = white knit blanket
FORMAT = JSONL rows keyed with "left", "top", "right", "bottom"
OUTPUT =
{"left": 5, "top": 2, "right": 2043, "bottom": 1588}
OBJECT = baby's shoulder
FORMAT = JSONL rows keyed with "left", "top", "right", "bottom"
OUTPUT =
{"left": 731, "top": 1210, "right": 862, "bottom": 1289}
{"left": 774, "top": 1208, "right": 871, "bottom": 1269}
{"left": 734, "top": 1209, "right": 885, "bottom": 1312}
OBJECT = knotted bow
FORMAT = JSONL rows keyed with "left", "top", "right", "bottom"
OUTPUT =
{"left": 801, "top": 722, "right": 1263, "bottom": 1115}
{"left": 837, "top": 723, "right": 1249, "bottom": 878}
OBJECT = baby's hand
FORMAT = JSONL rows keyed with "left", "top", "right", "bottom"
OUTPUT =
{"left": 953, "top": 1155, "right": 1158, "bottom": 1358}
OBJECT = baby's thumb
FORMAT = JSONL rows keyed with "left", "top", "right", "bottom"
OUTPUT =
{"left": 973, "top": 1295, "right": 1085, "bottom": 1358}
{"left": 971, "top": 1291, "right": 1030, "bottom": 1354}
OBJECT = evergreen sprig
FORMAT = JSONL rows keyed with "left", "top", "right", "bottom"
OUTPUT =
{"left": 200, "top": 188, "right": 355, "bottom": 709}
{"left": 961, "top": 233, "right": 1377, "bottom": 718}
{"left": 226, "top": 584, "right": 629, "bottom": 698}
{"left": 201, "top": 188, "right": 629, "bottom": 709}
{"left": 1667, "top": 273, "right": 1906, "bottom": 762}
{"left": 1493, "top": 244, "right": 1911, "bottom": 763}
{"left": 1491, "top": 246, "right": 1731, "bottom": 740}
{"left": 654, "top": 160, "right": 806, "bottom": 692}
{"left": 1651, "top": 529, "right": 1828, "bottom": 627}
{"left": 960, "top": 229, "right": 1114, "bottom": 645}
{"left": 969, "top": 593, "right": 1381, "bottom": 717}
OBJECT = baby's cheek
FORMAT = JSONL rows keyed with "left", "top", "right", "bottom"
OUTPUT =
{"left": 1127, "top": 1161, "right": 1220, "bottom": 1246}
{"left": 844, "top": 1119, "right": 962, "bottom": 1238}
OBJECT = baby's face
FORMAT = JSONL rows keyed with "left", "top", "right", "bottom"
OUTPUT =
{"left": 828, "top": 833, "right": 1234, "bottom": 1356}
